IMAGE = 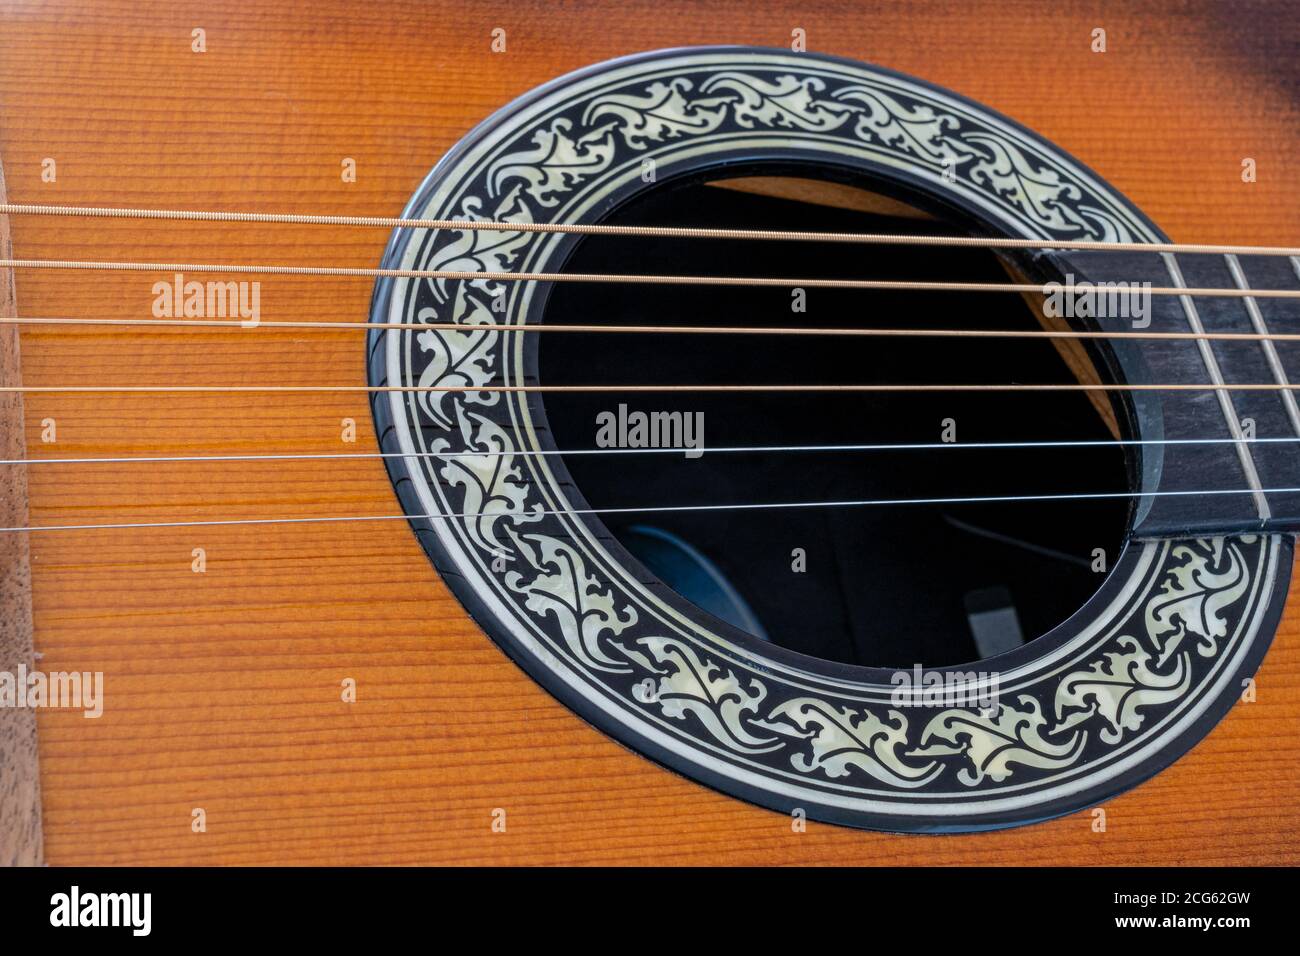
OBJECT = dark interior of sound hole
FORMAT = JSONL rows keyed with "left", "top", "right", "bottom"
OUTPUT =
{"left": 538, "top": 171, "right": 1133, "bottom": 668}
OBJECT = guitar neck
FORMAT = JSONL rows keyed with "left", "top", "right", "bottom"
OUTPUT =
{"left": 1069, "top": 248, "right": 1300, "bottom": 536}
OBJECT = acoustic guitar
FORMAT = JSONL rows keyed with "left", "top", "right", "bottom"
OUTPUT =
{"left": 1, "top": 0, "right": 1298, "bottom": 867}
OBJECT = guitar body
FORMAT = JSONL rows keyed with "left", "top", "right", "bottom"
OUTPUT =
{"left": 1, "top": 0, "right": 1297, "bottom": 864}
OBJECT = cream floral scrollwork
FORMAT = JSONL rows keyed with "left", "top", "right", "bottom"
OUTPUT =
{"left": 758, "top": 700, "right": 942, "bottom": 788}
{"left": 582, "top": 77, "right": 732, "bottom": 148}
{"left": 1053, "top": 637, "right": 1190, "bottom": 745}
{"left": 392, "top": 53, "right": 1267, "bottom": 806}
{"left": 505, "top": 532, "right": 638, "bottom": 674}
{"left": 415, "top": 307, "right": 500, "bottom": 430}
{"left": 833, "top": 84, "right": 976, "bottom": 168}
{"left": 698, "top": 73, "right": 858, "bottom": 132}
{"left": 436, "top": 412, "right": 541, "bottom": 556}
{"left": 489, "top": 119, "right": 618, "bottom": 207}
{"left": 910, "top": 696, "right": 1086, "bottom": 786}
{"left": 631, "top": 637, "right": 781, "bottom": 753}
{"left": 1042, "top": 537, "right": 1250, "bottom": 751}
{"left": 1145, "top": 537, "right": 1252, "bottom": 664}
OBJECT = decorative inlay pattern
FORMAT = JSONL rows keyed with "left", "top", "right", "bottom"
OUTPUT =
{"left": 371, "top": 49, "right": 1285, "bottom": 829}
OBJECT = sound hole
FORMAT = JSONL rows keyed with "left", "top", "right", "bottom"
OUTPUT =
{"left": 538, "top": 172, "right": 1133, "bottom": 668}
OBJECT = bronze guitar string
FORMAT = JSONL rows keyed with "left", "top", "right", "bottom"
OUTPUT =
{"left": 3, "top": 206, "right": 1297, "bottom": 531}
{"left": 3, "top": 201, "right": 1300, "bottom": 258}
{"left": 5, "top": 255, "right": 1300, "bottom": 300}
{"left": 4, "top": 315, "right": 1300, "bottom": 343}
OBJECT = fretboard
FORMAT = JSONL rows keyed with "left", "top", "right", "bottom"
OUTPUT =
{"left": 1064, "top": 249, "right": 1300, "bottom": 537}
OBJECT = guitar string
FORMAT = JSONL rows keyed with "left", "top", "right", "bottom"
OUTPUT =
{"left": 3, "top": 202, "right": 1300, "bottom": 258}
{"left": 5, "top": 383, "right": 1300, "bottom": 394}
{"left": 5, "top": 435, "right": 1300, "bottom": 467}
{"left": 5, "top": 256, "right": 1300, "bottom": 300}
{"left": 5, "top": 314, "right": 1300, "bottom": 343}
{"left": 5, "top": 485, "right": 1299, "bottom": 534}
{"left": 4, "top": 210, "right": 1294, "bottom": 512}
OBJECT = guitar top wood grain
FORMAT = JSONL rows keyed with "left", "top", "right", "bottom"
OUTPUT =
{"left": 0, "top": 0, "right": 1296, "bottom": 864}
